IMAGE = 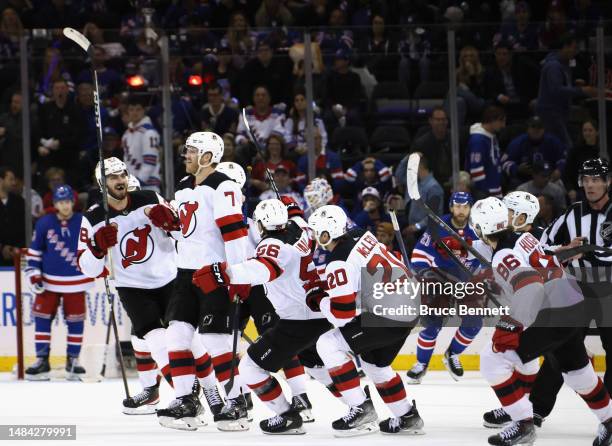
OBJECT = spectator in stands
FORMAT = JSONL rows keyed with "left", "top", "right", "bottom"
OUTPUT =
{"left": 455, "top": 45, "right": 485, "bottom": 125}
{"left": 538, "top": 2, "right": 574, "bottom": 50}
{"left": 0, "top": 7, "right": 22, "bottom": 60}
{"left": 324, "top": 49, "right": 364, "bottom": 125}
{"left": 403, "top": 153, "right": 444, "bottom": 247}
{"left": 235, "top": 85, "right": 285, "bottom": 148}
{"left": 295, "top": 126, "right": 343, "bottom": 190}
{"left": 211, "top": 42, "right": 240, "bottom": 100}
{"left": 13, "top": 176, "right": 43, "bottom": 219}
{"left": 465, "top": 105, "right": 506, "bottom": 198}
{"left": 351, "top": 186, "right": 391, "bottom": 232}
{"left": 35, "top": 48, "right": 74, "bottom": 103}
{"left": 454, "top": 171, "right": 474, "bottom": 195}
{"left": 0, "top": 91, "right": 38, "bottom": 176}
{"left": 517, "top": 162, "right": 567, "bottom": 214}
{"left": 258, "top": 164, "right": 305, "bottom": 209}
{"left": 255, "top": 0, "right": 294, "bottom": 27}
{"left": 397, "top": 23, "right": 432, "bottom": 92}
{"left": 251, "top": 132, "right": 297, "bottom": 192}
{"left": 76, "top": 46, "right": 122, "bottom": 100}
{"left": 376, "top": 222, "right": 402, "bottom": 260}
{"left": 358, "top": 14, "right": 399, "bottom": 82}
{"left": 501, "top": 115, "right": 567, "bottom": 188}
{"left": 0, "top": 166, "right": 25, "bottom": 265}
{"left": 494, "top": 1, "right": 539, "bottom": 52}
{"left": 564, "top": 119, "right": 604, "bottom": 202}
{"left": 483, "top": 41, "right": 536, "bottom": 121}
{"left": 536, "top": 33, "right": 597, "bottom": 148}
{"left": 221, "top": 132, "right": 236, "bottom": 162}
{"left": 238, "top": 38, "right": 294, "bottom": 106}
{"left": 317, "top": 7, "right": 354, "bottom": 57}
{"left": 345, "top": 157, "right": 392, "bottom": 200}
{"left": 201, "top": 82, "right": 238, "bottom": 136}
{"left": 534, "top": 193, "right": 557, "bottom": 228}
{"left": 76, "top": 83, "right": 108, "bottom": 159}
{"left": 291, "top": 56, "right": 327, "bottom": 106}
{"left": 121, "top": 96, "right": 161, "bottom": 192}
{"left": 222, "top": 11, "right": 256, "bottom": 69}
{"left": 41, "top": 167, "right": 79, "bottom": 213}
{"left": 283, "top": 88, "right": 328, "bottom": 157}
{"left": 37, "top": 79, "right": 83, "bottom": 185}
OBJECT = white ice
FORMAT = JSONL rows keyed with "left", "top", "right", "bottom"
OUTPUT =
{"left": 0, "top": 371, "right": 599, "bottom": 446}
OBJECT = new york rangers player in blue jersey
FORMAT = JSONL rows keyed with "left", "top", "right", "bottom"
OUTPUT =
{"left": 24, "top": 185, "right": 94, "bottom": 381}
{"left": 407, "top": 192, "right": 483, "bottom": 383}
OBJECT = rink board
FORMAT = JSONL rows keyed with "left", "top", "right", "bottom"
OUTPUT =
{"left": 0, "top": 268, "right": 606, "bottom": 372}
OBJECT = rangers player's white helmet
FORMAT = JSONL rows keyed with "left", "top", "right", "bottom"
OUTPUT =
{"left": 470, "top": 197, "right": 509, "bottom": 238}
{"left": 308, "top": 205, "right": 347, "bottom": 247}
{"left": 216, "top": 162, "right": 246, "bottom": 188}
{"left": 304, "top": 178, "right": 333, "bottom": 210}
{"left": 127, "top": 174, "right": 141, "bottom": 191}
{"left": 503, "top": 191, "right": 540, "bottom": 230}
{"left": 254, "top": 199, "right": 288, "bottom": 235}
{"left": 185, "top": 131, "right": 224, "bottom": 168}
{"left": 95, "top": 157, "right": 128, "bottom": 190}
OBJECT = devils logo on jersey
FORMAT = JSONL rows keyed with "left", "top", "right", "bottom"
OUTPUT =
{"left": 120, "top": 224, "right": 155, "bottom": 268}
{"left": 178, "top": 201, "right": 199, "bottom": 237}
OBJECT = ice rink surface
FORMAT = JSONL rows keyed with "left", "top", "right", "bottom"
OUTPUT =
{"left": 0, "top": 371, "right": 600, "bottom": 446}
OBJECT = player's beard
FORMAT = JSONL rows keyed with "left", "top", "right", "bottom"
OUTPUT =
{"left": 108, "top": 183, "right": 128, "bottom": 201}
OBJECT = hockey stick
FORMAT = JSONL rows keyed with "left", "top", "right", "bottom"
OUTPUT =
{"left": 241, "top": 108, "right": 281, "bottom": 199}
{"left": 224, "top": 295, "right": 241, "bottom": 395}
{"left": 389, "top": 211, "right": 411, "bottom": 267}
{"left": 555, "top": 244, "right": 612, "bottom": 263}
{"left": 99, "top": 310, "right": 112, "bottom": 377}
{"left": 63, "top": 27, "right": 130, "bottom": 398}
{"left": 406, "top": 153, "right": 492, "bottom": 267}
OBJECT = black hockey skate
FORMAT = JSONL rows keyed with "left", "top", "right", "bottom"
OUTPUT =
{"left": 593, "top": 417, "right": 612, "bottom": 446}
{"left": 244, "top": 392, "right": 254, "bottom": 411}
{"left": 202, "top": 385, "right": 224, "bottom": 417}
{"left": 406, "top": 362, "right": 427, "bottom": 384}
{"left": 25, "top": 357, "right": 50, "bottom": 381}
{"left": 65, "top": 356, "right": 86, "bottom": 381}
{"left": 291, "top": 393, "right": 314, "bottom": 423}
{"left": 484, "top": 409, "right": 543, "bottom": 429}
{"left": 123, "top": 384, "right": 160, "bottom": 415}
{"left": 157, "top": 394, "right": 205, "bottom": 431}
{"left": 260, "top": 409, "right": 305, "bottom": 435}
{"left": 214, "top": 396, "right": 250, "bottom": 431}
{"left": 443, "top": 349, "right": 464, "bottom": 381}
{"left": 332, "top": 398, "right": 379, "bottom": 437}
{"left": 488, "top": 419, "right": 535, "bottom": 446}
{"left": 379, "top": 400, "right": 425, "bottom": 435}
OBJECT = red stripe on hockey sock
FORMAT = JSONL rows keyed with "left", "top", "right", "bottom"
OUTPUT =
{"left": 454, "top": 330, "right": 473, "bottom": 346}
{"left": 67, "top": 336, "right": 82, "bottom": 343}
{"left": 517, "top": 372, "right": 537, "bottom": 393}
{"left": 249, "top": 377, "right": 283, "bottom": 402}
{"left": 330, "top": 361, "right": 361, "bottom": 392}
{"left": 283, "top": 356, "right": 305, "bottom": 379}
{"left": 195, "top": 353, "right": 214, "bottom": 379}
{"left": 168, "top": 350, "right": 195, "bottom": 377}
{"left": 376, "top": 374, "right": 407, "bottom": 404}
{"left": 492, "top": 372, "right": 524, "bottom": 407}
{"left": 161, "top": 365, "right": 174, "bottom": 387}
{"left": 134, "top": 350, "right": 151, "bottom": 359}
{"left": 582, "top": 379, "right": 611, "bottom": 410}
{"left": 212, "top": 352, "right": 239, "bottom": 382}
{"left": 417, "top": 337, "right": 436, "bottom": 348}
{"left": 35, "top": 335, "right": 51, "bottom": 341}
{"left": 327, "top": 383, "right": 342, "bottom": 398}
{"left": 136, "top": 360, "right": 157, "bottom": 372}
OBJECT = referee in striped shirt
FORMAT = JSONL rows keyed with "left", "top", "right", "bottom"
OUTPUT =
{"left": 529, "top": 158, "right": 612, "bottom": 424}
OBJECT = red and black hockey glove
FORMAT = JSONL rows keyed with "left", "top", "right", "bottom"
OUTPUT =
{"left": 436, "top": 236, "right": 469, "bottom": 258}
{"left": 148, "top": 204, "right": 180, "bottom": 232}
{"left": 305, "top": 286, "right": 327, "bottom": 312}
{"left": 492, "top": 316, "right": 523, "bottom": 352}
{"left": 28, "top": 274, "right": 44, "bottom": 295}
{"left": 92, "top": 224, "right": 118, "bottom": 258}
{"left": 228, "top": 284, "right": 251, "bottom": 302}
{"left": 192, "top": 262, "right": 230, "bottom": 294}
{"left": 280, "top": 195, "right": 304, "bottom": 219}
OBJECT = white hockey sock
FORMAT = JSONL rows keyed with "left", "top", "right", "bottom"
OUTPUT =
{"left": 200, "top": 333, "right": 242, "bottom": 399}
{"left": 166, "top": 321, "right": 196, "bottom": 398}
{"left": 564, "top": 364, "right": 612, "bottom": 422}
{"left": 131, "top": 335, "right": 158, "bottom": 389}
{"left": 190, "top": 334, "right": 216, "bottom": 389}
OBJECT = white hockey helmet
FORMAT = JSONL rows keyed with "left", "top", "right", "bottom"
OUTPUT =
{"left": 95, "top": 157, "right": 128, "bottom": 189}
{"left": 253, "top": 199, "right": 288, "bottom": 235}
{"left": 304, "top": 178, "right": 333, "bottom": 210}
{"left": 127, "top": 174, "right": 141, "bottom": 191}
{"left": 470, "top": 197, "right": 509, "bottom": 237}
{"left": 185, "top": 131, "right": 224, "bottom": 167}
{"left": 503, "top": 191, "right": 540, "bottom": 230}
{"left": 216, "top": 162, "right": 246, "bottom": 188}
{"left": 308, "top": 205, "right": 347, "bottom": 247}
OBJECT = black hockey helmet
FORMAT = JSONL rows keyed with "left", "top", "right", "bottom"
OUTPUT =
{"left": 578, "top": 158, "right": 609, "bottom": 187}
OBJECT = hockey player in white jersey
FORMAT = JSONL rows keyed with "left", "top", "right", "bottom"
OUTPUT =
{"left": 471, "top": 197, "right": 612, "bottom": 446}
{"left": 308, "top": 205, "right": 424, "bottom": 437}
{"left": 145, "top": 131, "right": 250, "bottom": 430}
{"left": 77, "top": 158, "right": 220, "bottom": 417}
{"left": 192, "top": 199, "right": 332, "bottom": 434}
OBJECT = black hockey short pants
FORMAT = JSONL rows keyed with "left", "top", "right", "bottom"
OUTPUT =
{"left": 239, "top": 285, "right": 280, "bottom": 335}
{"left": 117, "top": 279, "right": 173, "bottom": 338}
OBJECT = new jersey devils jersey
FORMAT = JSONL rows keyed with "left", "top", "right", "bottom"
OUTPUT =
{"left": 170, "top": 171, "right": 248, "bottom": 270}
{"left": 77, "top": 190, "right": 177, "bottom": 289}
{"left": 320, "top": 229, "right": 415, "bottom": 328}
{"left": 228, "top": 220, "right": 321, "bottom": 320}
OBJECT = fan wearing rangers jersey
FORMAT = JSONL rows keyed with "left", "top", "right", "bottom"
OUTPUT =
{"left": 407, "top": 192, "right": 483, "bottom": 384}
{"left": 193, "top": 199, "right": 332, "bottom": 435}
{"left": 77, "top": 158, "right": 220, "bottom": 418}
{"left": 308, "top": 205, "right": 424, "bottom": 436}
{"left": 145, "top": 131, "right": 250, "bottom": 431}
{"left": 24, "top": 185, "right": 94, "bottom": 381}
{"left": 470, "top": 198, "right": 612, "bottom": 446}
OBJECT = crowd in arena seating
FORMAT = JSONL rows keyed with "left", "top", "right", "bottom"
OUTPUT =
{"left": 0, "top": 0, "right": 610, "bottom": 261}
